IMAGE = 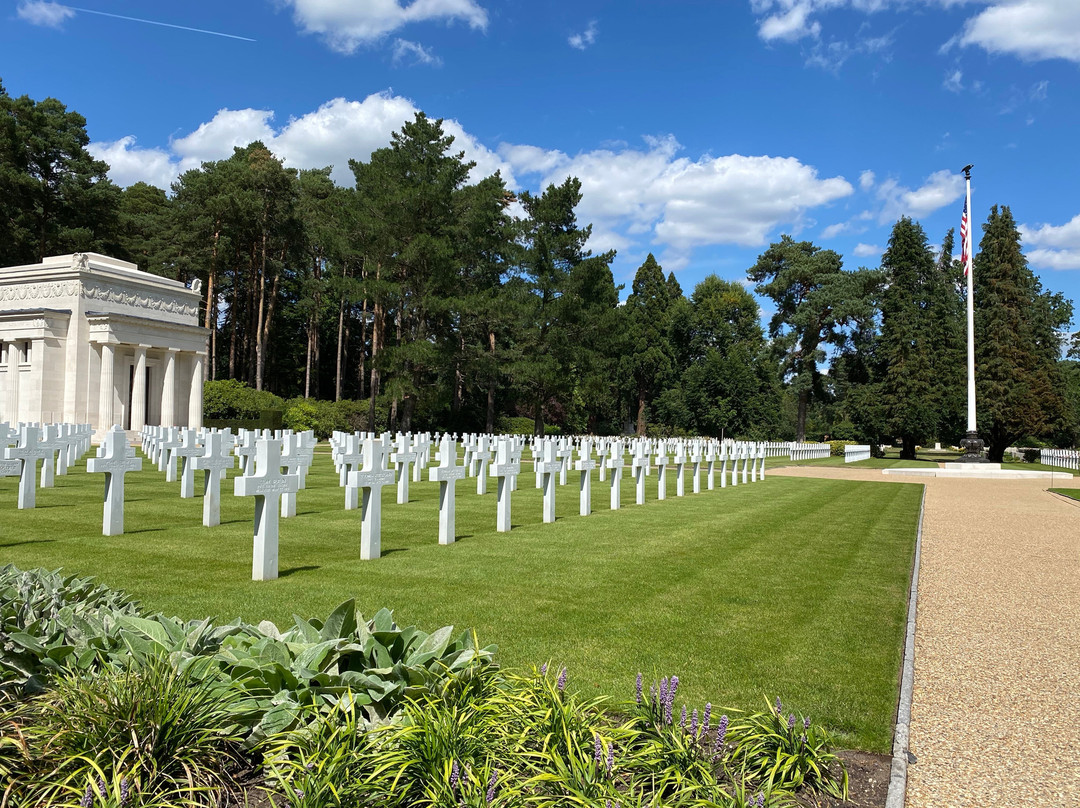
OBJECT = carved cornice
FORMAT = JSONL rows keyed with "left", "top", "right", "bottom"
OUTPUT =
{"left": 0, "top": 281, "right": 80, "bottom": 302}
{"left": 81, "top": 281, "right": 198, "bottom": 318}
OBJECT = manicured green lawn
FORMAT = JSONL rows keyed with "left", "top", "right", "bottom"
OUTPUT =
{"left": 1049, "top": 488, "right": 1080, "bottom": 502}
{"left": 0, "top": 448, "right": 921, "bottom": 752}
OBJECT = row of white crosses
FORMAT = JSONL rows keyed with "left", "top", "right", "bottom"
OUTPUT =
{"left": 1, "top": 422, "right": 94, "bottom": 509}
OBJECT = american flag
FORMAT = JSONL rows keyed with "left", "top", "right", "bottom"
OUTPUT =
{"left": 960, "top": 197, "right": 970, "bottom": 275}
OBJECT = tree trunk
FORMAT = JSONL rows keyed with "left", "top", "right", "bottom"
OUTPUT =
{"left": 900, "top": 435, "right": 918, "bottom": 461}
{"left": 255, "top": 229, "right": 267, "bottom": 391}
{"left": 367, "top": 266, "right": 383, "bottom": 432}
{"left": 485, "top": 330, "right": 496, "bottom": 434}
{"left": 533, "top": 397, "right": 544, "bottom": 436}
{"left": 796, "top": 389, "right": 809, "bottom": 442}
{"left": 358, "top": 296, "right": 368, "bottom": 400}
{"left": 636, "top": 383, "right": 647, "bottom": 436}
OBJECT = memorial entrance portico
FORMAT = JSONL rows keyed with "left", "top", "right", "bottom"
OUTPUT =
{"left": 0, "top": 253, "right": 208, "bottom": 440}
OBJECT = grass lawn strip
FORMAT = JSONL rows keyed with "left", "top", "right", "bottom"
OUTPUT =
{"left": 0, "top": 446, "right": 921, "bottom": 752}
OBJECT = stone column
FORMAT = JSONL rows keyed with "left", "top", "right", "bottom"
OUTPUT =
{"left": 161, "top": 350, "right": 176, "bottom": 427}
{"left": 7, "top": 341, "right": 21, "bottom": 424}
{"left": 99, "top": 343, "right": 115, "bottom": 430}
{"left": 131, "top": 346, "right": 147, "bottom": 431}
{"left": 188, "top": 354, "right": 204, "bottom": 429}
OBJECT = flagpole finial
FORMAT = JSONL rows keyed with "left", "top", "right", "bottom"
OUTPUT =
{"left": 962, "top": 164, "right": 974, "bottom": 180}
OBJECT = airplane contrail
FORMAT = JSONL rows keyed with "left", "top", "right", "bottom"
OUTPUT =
{"left": 65, "top": 5, "right": 256, "bottom": 41}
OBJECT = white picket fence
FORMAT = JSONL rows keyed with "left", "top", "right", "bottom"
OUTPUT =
{"left": 790, "top": 442, "right": 831, "bottom": 461}
{"left": 844, "top": 444, "right": 871, "bottom": 463}
{"left": 1040, "top": 448, "right": 1079, "bottom": 470}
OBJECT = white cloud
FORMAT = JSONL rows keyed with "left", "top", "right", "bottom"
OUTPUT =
{"left": 92, "top": 93, "right": 514, "bottom": 189}
{"left": 279, "top": 0, "right": 488, "bottom": 54}
{"left": 875, "top": 169, "right": 964, "bottom": 224}
{"left": 959, "top": 0, "right": 1080, "bottom": 63}
{"left": 392, "top": 38, "right": 442, "bottom": 66}
{"left": 853, "top": 242, "right": 882, "bottom": 257}
{"left": 500, "top": 135, "right": 854, "bottom": 252}
{"left": 16, "top": 0, "right": 74, "bottom": 27}
{"left": 752, "top": 1, "right": 1080, "bottom": 64}
{"left": 568, "top": 20, "right": 598, "bottom": 50}
{"left": 822, "top": 221, "right": 851, "bottom": 238}
{"left": 1030, "top": 79, "right": 1049, "bottom": 100}
{"left": 1023, "top": 213, "right": 1080, "bottom": 269}
{"left": 943, "top": 69, "right": 964, "bottom": 93}
{"left": 87, "top": 137, "right": 179, "bottom": 190}
{"left": 859, "top": 169, "right": 875, "bottom": 191}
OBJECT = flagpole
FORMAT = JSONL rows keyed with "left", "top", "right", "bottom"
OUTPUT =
{"left": 960, "top": 163, "right": 985, "bottom": 462}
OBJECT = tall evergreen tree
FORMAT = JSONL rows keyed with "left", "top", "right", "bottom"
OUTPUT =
{"left": 878, "top": 218, "right": 938, "bottom": 459}
{"left": 974, "top": 205, "right": 1072, "bottom": 460}
{"left": 623, "top": 254, "right": 676, "bottom": 434}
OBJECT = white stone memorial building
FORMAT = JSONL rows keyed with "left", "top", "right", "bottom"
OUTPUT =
{"left": 0, "top": 253, "right": 208, "bottom": 439}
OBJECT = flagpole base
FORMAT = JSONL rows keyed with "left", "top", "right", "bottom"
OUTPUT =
{"left": 958, "top": 431, "right": 987, "bottom": 463}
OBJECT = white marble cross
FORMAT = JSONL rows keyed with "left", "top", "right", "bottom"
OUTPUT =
{"left": 596, "top": 438, "right": 610, "bottom": 482}
{"left": 719, "top": 444, "right": 729, "bottom": 488}
{"left": 234, "top": 437, "right": 299, "bottom": 580}
{"left": 86, "top": 425, "right": 143, "bottom": 535}
{"left": 235, "top": 431, "right": 257, "bottom": 476}
{"left": 730, "top": 443, "right": 741, "bottom": 487}
{"left": 473, "top": 434, "right": 492, "bottom": 495}
{"left": 37, "top": 425, "right": 66, "bottom": 489}
{"left": 705, "top": 442, "right": 717, "bottom": 490}
{"left": 632, "top": 441, "right": 650, "bottom": 505}
{"left": 412, "top": 433, "right": 430, "bottom": 483}
{"left": 5, "top": 426, "right": 48, "bottom": 509}
{"left": 607, "top": 439, "right": 625, "bottom": 510}
{"left": 279, "top": 434, "right": 305, "bottom": 518}
{"left": 655, "top": 440, "right": 669, "bottom": 501}
{"left": 160, "top": 427, "right": 182, "bottom": 480}
{"left": 690, "top": 440, "right": 703, "bottom": 494}
{"left": 489, "top": 438, "right": 520, "bottom": 532}
{"left": 557, "top": 439, "right": 573, "bottom": 486}
{"left": 340, "top": 434, "right": 365, "bottom": 510}
{"left": 349, "top": 436, "right": 396, "bottom": 560}
{"left": 575, "top": 439, "right": 596, "bottom": 516}
{"left": 391, "top": 433, "right": 418, "bottom": 505}
{"left": 429, "top": 435, "right": 466, "bottom": 544}
{"left": 192, "top": 430, "right": 235, "bottom": 527}
{"left": 175, "top": 428, "right": 203, "bottom": 499}
{"left": 741, "top": 443, "right": 750, "bottom": 485}
{"left": 535, "top": 439, "right": 561, "bottom": 523}
{"left": 674, "top": 441, "right": 688, "bottom": 497}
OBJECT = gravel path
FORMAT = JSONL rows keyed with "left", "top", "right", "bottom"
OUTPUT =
{"left": 769, "top": 466, "right": 1080, "bottom": 807}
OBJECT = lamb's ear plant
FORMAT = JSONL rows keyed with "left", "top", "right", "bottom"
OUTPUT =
{"left": 724, "top": 698, "right": 847, "bottom": 799}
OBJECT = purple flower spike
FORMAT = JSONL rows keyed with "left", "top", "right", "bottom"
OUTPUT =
{"left": 450, "top": 760, "right": 460, "bottom": 790}
{"left": 712, "top": 714, "right": 729, "bottom": 760}
{"left": 540, "top": 662, "right": 548, "bottom": 676}
{"left": 775, "top": 696, "right": 782, "bottom": 715}
{"left": 703, "top": 703, "right": 712, "bottom": 737}
{"left": 97, "top": 777, "right": 107, "bottom": 798}
{"left": 804, "top": 716, "right": 811, "bottom": 730}
{"left": 557, "top": 666, "right": 568, "bottom": 691}
{"left": 635, "top": 672, "right": 643, "bottom": 704}
{"left": 690, "top": 708, "right": 698, "bottom": 739}
{"left": 486, "top": 769, "right": 498, "bottom": 804}
{"left": 660, "top": 677, "right": 669, "bottom": 705}
{"left": 119, "top": 777, "right": 129, "bottom": 807}
{"left": 80, "top": 785, "right": 93, "bottom": 808}
{"left": 800, "top": 733, "right": 807, "bottom": 745}
{"left": 606, "top": 741, "right": 614, "bottom": 776}
{"left": 594, "top": 732, "right": 603, "bottom": 765}
{"left": 680, "top": 704, "right": 687, "bottom": 730}
{"left": 788, "top": 713, "right": 796, "bottom": 732}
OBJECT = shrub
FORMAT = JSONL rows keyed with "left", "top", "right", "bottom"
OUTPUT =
{"left": 202, "top": 379, "right": 284, "bottom": 421}
{"left": 500, "top": 416, "right": 536, "bottom": 435}
{"left": 828, "top": 440, "right": 856, "bottom": 457}
{"left": 1023, "top": 448, "right": 1041, "bottom": 464}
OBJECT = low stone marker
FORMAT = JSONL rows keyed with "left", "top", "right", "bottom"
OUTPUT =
{"left": 350, "top": 436, "right": 396, "bottom": 560}
{"left": 234, "top": 437, "right": 299, "bottom": 581}
{"left": 430, "top": 435, "right": 466, "bottom": 544}
{"left": 490, "top": 438, "right": 520, "bottom": 532}
{"left": 192, "top": 430, "right": 234, "bottom": 527}
{"left": 5, "top": 426, "right": 47, "bottom": 509}
{"left": 86, "top": 425, "right": 143, "bottom": 536}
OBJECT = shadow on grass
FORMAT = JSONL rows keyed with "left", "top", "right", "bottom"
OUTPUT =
{"left": 0, "top": 539, "right": 57, "bottom": 548}
{"left": 279, "top": 565, "right": 320, "bottom": 577}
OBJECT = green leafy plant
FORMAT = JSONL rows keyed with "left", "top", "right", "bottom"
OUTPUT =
{"left": 725, "top": 698, "right": 847, "bottom": 799}
{"left": 14, "top": 654, "right": 245, "bottom": 807}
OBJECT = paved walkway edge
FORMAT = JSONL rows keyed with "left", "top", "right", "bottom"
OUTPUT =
{"left": 885, "top": 484, "right": 926, "bottom": 808}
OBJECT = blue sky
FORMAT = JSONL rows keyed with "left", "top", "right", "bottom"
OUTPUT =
{"left": 3, "top": 0, "right": 1079, "bottom": 313}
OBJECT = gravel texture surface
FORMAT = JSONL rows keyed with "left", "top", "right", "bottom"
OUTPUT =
{"left": 770, "top": 466, "right": 1080, "bottom": 807}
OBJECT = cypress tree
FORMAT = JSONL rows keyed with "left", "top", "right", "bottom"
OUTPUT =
{"left": 973, "top": 205, "right": 1071, "bottom": 460}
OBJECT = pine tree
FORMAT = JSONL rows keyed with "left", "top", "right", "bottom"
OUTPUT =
{"left": 974, "top": 205, "right": 1071, "bottom": 460}
{"left": 878, "top": 218, "right": 938, "bottom": 459}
